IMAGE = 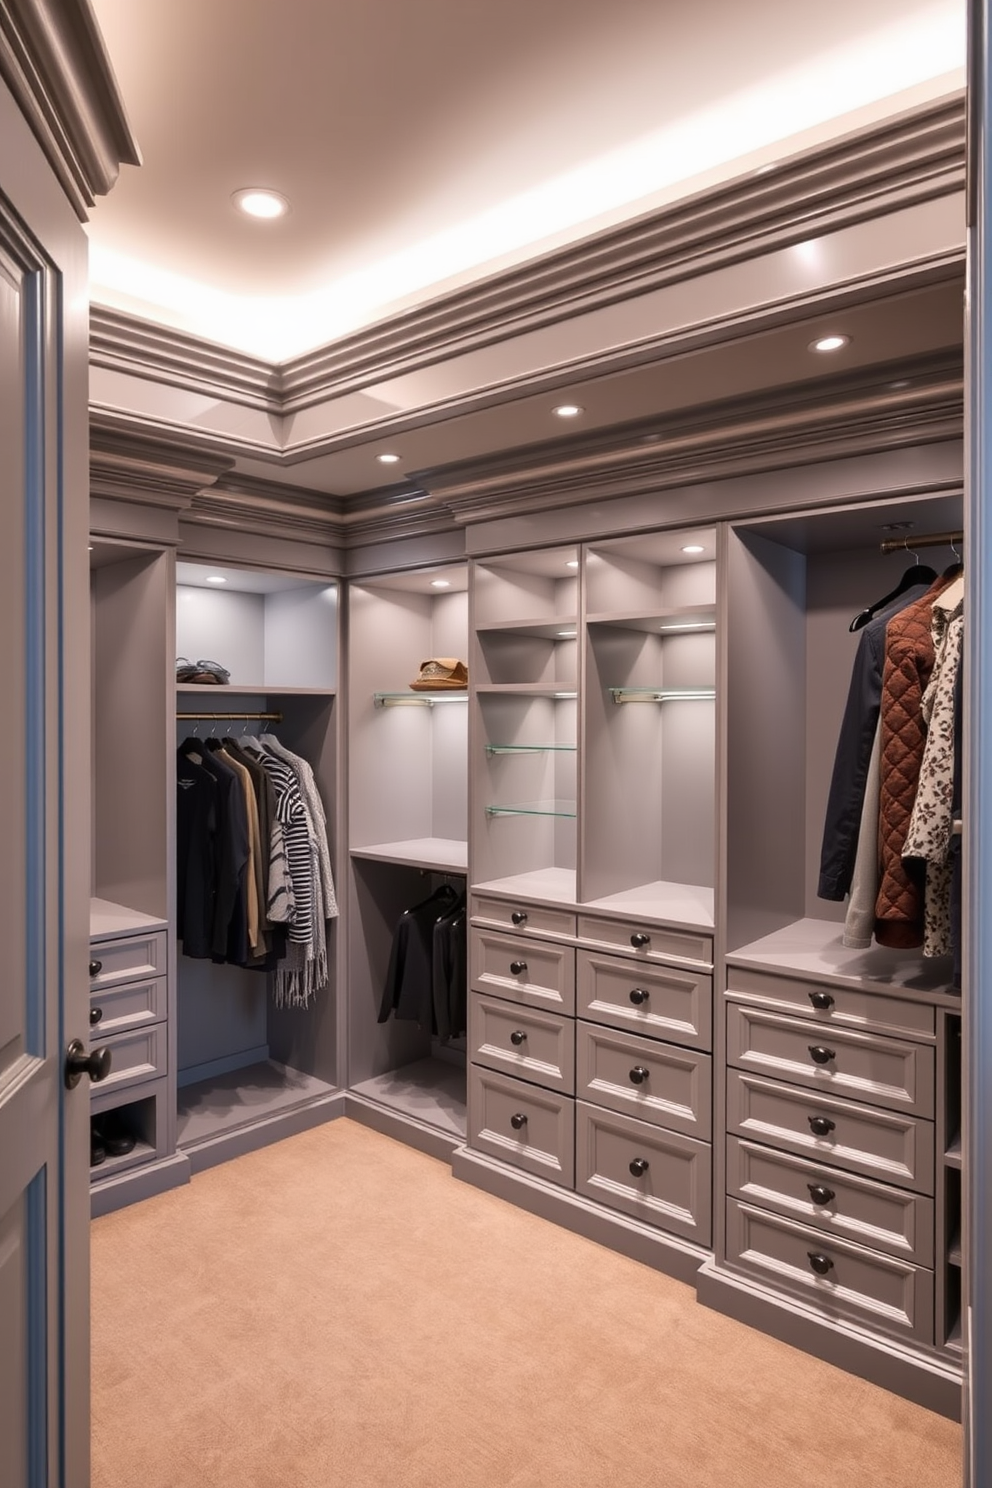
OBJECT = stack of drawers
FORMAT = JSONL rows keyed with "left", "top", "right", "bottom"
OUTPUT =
{"left": 468, "top": 895, "right": 714, "bottom": 1248}
{"left": 89, "top": 901, "right": 170, "bottom": 1182}
{"left": 724, "top": 964, "right": 937, "bottom": 1343}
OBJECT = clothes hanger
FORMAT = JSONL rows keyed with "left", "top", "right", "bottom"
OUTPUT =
{"left": 849, "top": 543, "right": 938, "bottom": 632}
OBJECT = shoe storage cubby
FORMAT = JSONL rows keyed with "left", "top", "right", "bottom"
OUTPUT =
{"left": 581, "top": 527, "right": 717, "bottom": 924}
{"left": 472, "top": 545, "right": 579, "bottom": 903}
{"left": 347, "top": 565, "right": 469, "bottom": 1149}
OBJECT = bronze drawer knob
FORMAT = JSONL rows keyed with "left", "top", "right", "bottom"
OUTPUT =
{"left": 509, "top": 1030, "right": 527, "bottom": 1046}
{"left": 629, "top": 1066, "right": 650, "bottom": 1085}
{"left": 628, "top": 988, "right": 649, "bottom": 1006}
{"left": 809, "top": 990, "right": 835, "bottom": 1010}
{"left": 510, "top": 1112, "right": 528, "bottom": 1131}
{"left": 629, "top": 1157, "right": 649, "bottom": 1178}
{"left": 509, "top": 961, "right": 527, "bottom": 976}
{"left": 630, "top": 932, "right": 650, "bottom": 949}
{"left": 807, "top": 1183, "right": 836, "bottom": 1206}
{"left": 808, "top": 1115, "right": 836, "bottom": 1137}
{"left": 511, "top": 911, "right": 528, "bottom": 926}
{"left": 90, "top": 1007, "right": 103, "bottom": 1026}
{"left": 807, "top": 1251, "right": 834, "bottom": 1277}
{"left": 89, "top": 959, "right": 102, "bottom": 978}
{"left": 808, "top": 1045, "right": 836, "bottom": 1066}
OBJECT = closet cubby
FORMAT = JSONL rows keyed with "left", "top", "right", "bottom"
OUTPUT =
{"left": 581, "top": 528, "right": 717, "bottom": 925}
{"left": 174, "top": 560, "right": 341, "bottom": 1171}
{"left": 347, "top": 565, "right": 469, "bottom": 1148}
{"left": 472, "top": 546, "right": 579, "bottom": 904}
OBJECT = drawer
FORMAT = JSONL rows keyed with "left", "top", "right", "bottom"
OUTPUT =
{"left": 471, "top": 895, "right": 576, "bottom": 943}
{"left": 728, "top": 1072, "right": 934, "bottom": 1194}
{"left": 470, "top": 928, "right": 575, "bottom": 1015}
{"left": 726, "top": 1199, "right": 934, "bottom": 1344}
{"left": 89, "top": 931, "right": 167, "bottom": 989}
{"left": 577, "top": 915, "right": 712, "bottom": 970}
{"left": 576, "top": 1102, "right": 711, "bottom": 1245}
{"left": 576, "top": 1021, "right": 711, "bottom": 1140}
{"left": 89, "top": 975, "right": 167, "bottom": 1037}
{"left": 727, "top": 1005, "right": 935, "bottom": 1116}
{"left": 90, "top": 1023, "right": 167, "bottom": 1098}
{"left": 470, "top": 994, "right": 575, "bottom": 1093}
{"left": 468, "top": 1065, "right": 574, "bottom": 1187}
{"left": 725, "top": 965, "right": 935, "bottom": 1040}
{"left": 577, "top": 950, "right": 711, "bottom": 1049}
{"left": 727, "top": 1137, "right": 935, "bottom": 1265}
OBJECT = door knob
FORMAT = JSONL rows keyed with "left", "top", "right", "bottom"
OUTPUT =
{"left": 65, "top": 1038, "right": 112, "bottom": 1090}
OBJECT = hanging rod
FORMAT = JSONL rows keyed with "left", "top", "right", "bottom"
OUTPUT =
{"left": 177, "top": 710, "right": 283, "bottom": 722}
{"left": 879, "top": 529, "right": 963, "bottom": 555}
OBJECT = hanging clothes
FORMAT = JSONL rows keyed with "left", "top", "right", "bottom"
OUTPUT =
{"left": 432, "top": 895, "right": 467, "bottom": 1041}
{"left": 378, "top": 884, "right": 464, "bottom": 1033}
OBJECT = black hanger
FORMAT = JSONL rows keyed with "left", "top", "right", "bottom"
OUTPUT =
{"left": 849, "top": 560, "right": 937, "bottom": 633}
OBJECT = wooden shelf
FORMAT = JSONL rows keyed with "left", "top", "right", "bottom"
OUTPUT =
{"left": 477, "top": 618, "right": 578, "bottom": 639}
{"left": 728, "top": 919, "right": 959, "bottom": 1001}
{"left": 472, "top": 867, "right": 577, "bottom": 905}
{"left": 583, "top": 880, "right": 715, "bottom": 932}
{"left": 177, "top": 684, "right": 336, "bottom": 697}
{"left": 351, "top": 839, "right": 467, "bottom": 873}
{"left": 477, "top": 685, "right": 577, "bottom": 698}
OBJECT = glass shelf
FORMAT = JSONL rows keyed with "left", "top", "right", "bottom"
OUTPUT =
{"left": 485, "top": 744, "right": 577, "bottom": 755}
{"left": 608, "top": 687, "right": 716, "bottom": 704}
{"left": 486, "top": 800, "right": 577, "bottom": 818}
{"left": 373, "top": 691, "right": 469, "bottom": 707}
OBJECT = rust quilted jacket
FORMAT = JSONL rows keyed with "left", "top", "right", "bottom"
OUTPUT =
{"left": 874, "top": 574, "right": 953, "bottom": 947}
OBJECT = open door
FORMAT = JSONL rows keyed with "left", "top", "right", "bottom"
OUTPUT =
{"left": 0, "top": 76, "right": 96, "bottom": 1488}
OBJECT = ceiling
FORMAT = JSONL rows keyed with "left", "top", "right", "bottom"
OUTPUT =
{"left": 86, "top": 0, "right": 966, "bottom": 361}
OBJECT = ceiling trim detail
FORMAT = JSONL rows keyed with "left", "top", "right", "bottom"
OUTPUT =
{"left": 0, "top": 0, "right": 139, "bottom": 218}
{"left": 422, "top": 360, "right": 964, "bottom": 524}
{"left": 88, "top": 94, "right": 964, "bottom": 409}
{"left": 90, "top": 426, "right": 233, "bottom": 512}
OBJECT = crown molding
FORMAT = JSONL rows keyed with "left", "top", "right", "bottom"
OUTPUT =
{"left": 421, "top": 358, "right": 964, "bottom": 525}
{"left": 0, "top": 0, "right": 139, "bottom": 218}
{"left": 87, "top": 94, "right": 965, "bottom": 414}
{"left": 89, "top": 425, "right": 233, "bottom": 512}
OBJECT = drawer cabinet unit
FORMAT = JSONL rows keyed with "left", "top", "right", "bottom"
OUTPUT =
{"left": 726, "top": 1005, "right": 936, "bottom": 1117}
{"left": 725, "top": 967, "right": 936, "bottom": 1040}
{"left": 470, "top": 995, "right": 575, "bottom": 1093}
{"left": 577, "top": 915, "right": 712, "bottom": 970}
{"left": 727, "top": 1200, "right": 934, "bottom": 1344}
{"left": 89, "top": 975, "right": 167, "bottom": 1037}
{"left": 94, "top": 1022, "right": 168, "bottom": 1098}
{"left": 470, "top": 928, "right": 576, "bottom": 1014}
{"left": 469, "top": 1065, "right": 575, "bottom": 1187}
{"left": 576, "top": 1102, "right": 712, "bottom": 1245}
{"left": 89, "top": 929, "right": 167, "bottom": 990}
{"left": 470, "top": 895, "right": 577, "bottom": 943}
{"left": 576, "top": 1021, "right": 711, "bottom": 1140}
{"left": 727, "top": 1137, "right": 935, "bottom": 1265}
{"left": 728, "top": 1072, "right": 935, "bottom": 1194}
{"left": 577, "top": 951, "right": 711, "bottom": 1050}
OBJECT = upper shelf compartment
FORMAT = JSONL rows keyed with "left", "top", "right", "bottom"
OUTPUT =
{"left": 474, "top": 545, "right": 579, "bottom": 689}
{"left": 176, "top": 562, "right": 338, "bottom": 693}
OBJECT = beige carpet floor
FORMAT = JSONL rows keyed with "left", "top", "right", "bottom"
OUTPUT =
{"left": 91, "top": 1118, "right": 962, "bottom": 1488}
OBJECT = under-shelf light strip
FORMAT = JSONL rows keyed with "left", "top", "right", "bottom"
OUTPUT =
{"left": 609, "top": 688, "right": 716, "bottom": 704}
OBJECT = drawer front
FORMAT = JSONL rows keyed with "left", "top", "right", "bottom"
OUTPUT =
{"left": 577, "top": 1021, "right": 711, "bottom": 1140}
{"left": 577, "top": 951, "right": 711, "bottom": 1050}
{"left": 468, "top": 1065, "right": 574, "bottom": 1187}
{"left": 727, "top": 1005, "right": 935, "bottom": 1116}
{"left": 727, "top": 1137, "right": 934, "bottom": 1265}
{"left": 726, "top": 1199, "right": 934, "bottom": 1343}
{"left": 470, "top": 895, "right": 577, "bottom": 943}
{"left": 726, "top": 965, "right": 936, "bottom": 1039}
{"left": 91, "top": 1023, "right": 167, "bottom": 1097}
{"left": 577, "top": 915, "right": 712, "bottom": 970}
{"left": 728, "top": 1072, "right": 934, "bottom": 1194}
{"left": 89, "top": 931, "right": 168, "bottom": 989}
{"left": 576, "top": 1102, "right": 711, "bottom": 1245}
{"left": 89, "top": 976, "right": 167, "bottom": 1037}
{"left": 470, "top": 994, "right": 575, "bottom": 1093}
{"left": 470, "top": 928, "right": 575, "bottom": 1014}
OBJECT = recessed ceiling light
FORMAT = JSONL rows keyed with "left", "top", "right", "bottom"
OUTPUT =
{"left": 377, "top": 452, "right": 401, "bottom": 464}
{"left": 431, "top": 579, "right": 451, "bottom": 589}
{"left": 565, "top": 560, "right": 579, "bottom": 569}
{"left": 553, "top": 404, "right": 584, "bottom": 418}
{"left": 232, "top": 188, "right": 289, "bottom": 219}
{"left": 681, "top": 544, "right": 705, "bottom": 555}
{"left": 206, "top": 575, "right": 227, "bottom": 584}
{"left": 810, "top": 334, "right": 850, "bottom": 353}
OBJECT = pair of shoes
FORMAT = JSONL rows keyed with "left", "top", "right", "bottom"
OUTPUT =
{"left": 91, "top": 1112, "right": 136, "bottom": 1161}
{"left": 176, "top": 657, "right": 231, "bottom": 685}
{"left": 90, "top": 1121, "right": 106, "bottom": 1167}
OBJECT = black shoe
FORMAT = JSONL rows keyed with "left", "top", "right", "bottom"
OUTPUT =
{"left": 100, "top": 1111, "right": 136, "bottom": 1158}
{"left": 90, "top": 1121, "right": 106, "bottom": 1167}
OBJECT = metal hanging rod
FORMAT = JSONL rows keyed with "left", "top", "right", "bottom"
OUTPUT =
{"left": 176, "top": 710, "right": 283, "bottom": 722}
{"left": 879, "top": 529, "right": 963, "bottom": 555}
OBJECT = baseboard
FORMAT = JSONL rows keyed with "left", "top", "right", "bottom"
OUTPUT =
{"left": 90, "top": 1151, "right": 191, "bottom": 1218}
{"left": 177, "top": 1043, "right": 270, "bottom": 1089}
{"left": 181, "top": 1090, "right": 347, "bottom": 1174}
{"left": 345, "top": 1092, "right": 464, "bottom": 1162}
{"left": 452, "top": 1144, "right": 707, "bottom": 1288}
{"left": 695, "top": 1258, "right": 963, "bottom": 1420}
